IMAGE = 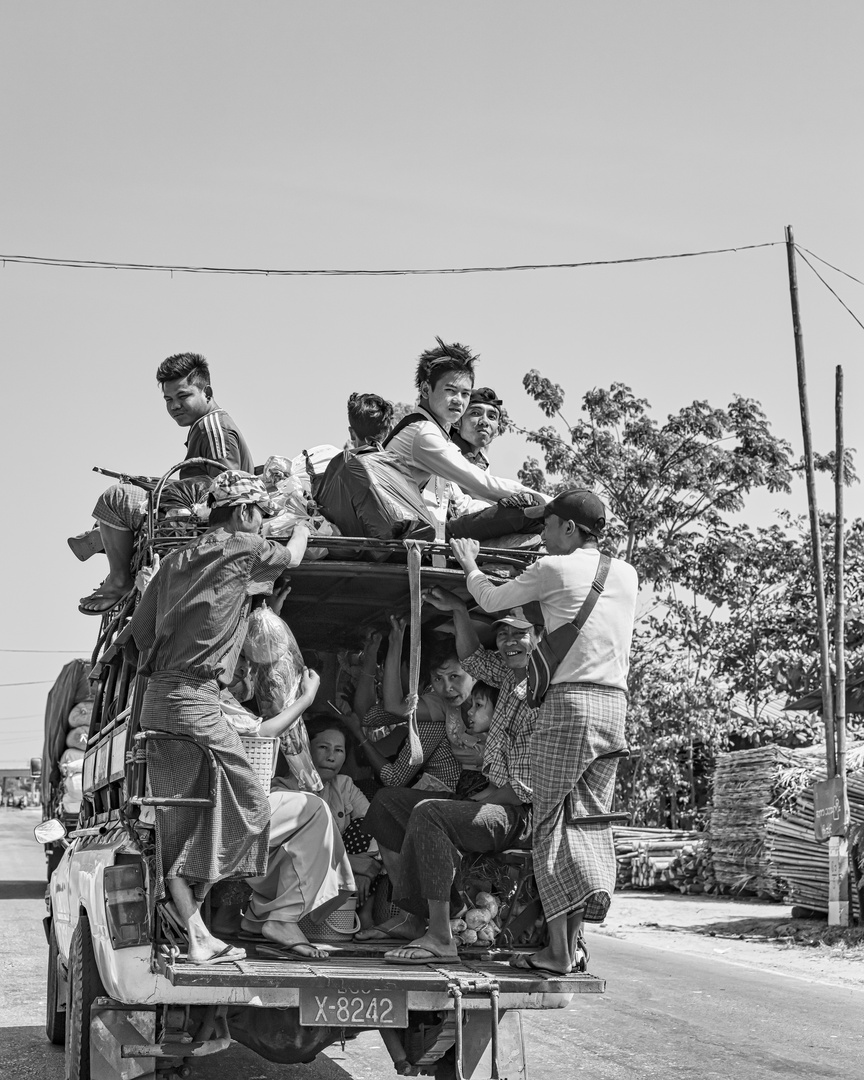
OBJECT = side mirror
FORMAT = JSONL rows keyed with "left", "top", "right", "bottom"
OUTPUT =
{"left": 34, "top": 819, "right": 69, "bottom": 845}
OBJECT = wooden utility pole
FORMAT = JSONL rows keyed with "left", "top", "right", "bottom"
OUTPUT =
{"left": 832, "top": 365, "right": 850, "bottom": 926}
{"left": 784, "top": 225, "right": 836, "bottom": 775}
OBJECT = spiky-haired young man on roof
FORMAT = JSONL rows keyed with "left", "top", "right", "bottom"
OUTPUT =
{"left": 383, "top": 337, "right": 541, "bottom": 536}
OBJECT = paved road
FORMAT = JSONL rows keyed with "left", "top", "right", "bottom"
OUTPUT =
{"left": 3, "top": 809, "right": 862, "bottom": 1079}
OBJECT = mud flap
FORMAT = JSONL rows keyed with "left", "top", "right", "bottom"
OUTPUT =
{"left": 89, "top": 1002, "right": 156, "bottom": 1080}
{"left": 460, "top": 1009, "right": 527, "bottom": 1080}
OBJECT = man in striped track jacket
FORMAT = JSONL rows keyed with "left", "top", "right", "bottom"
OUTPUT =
{"left": 75, "top": 351, "right": 254, "bottom": 615}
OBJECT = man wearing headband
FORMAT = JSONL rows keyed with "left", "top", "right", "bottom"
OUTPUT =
{"left": 450, "top": 387, "right": 503, "bottom": 471}
{"left": 130, "top": 470, "right": 311, "bottom": 966}
{"left": 450, "top": 489, "right": 638, "bottom": 977}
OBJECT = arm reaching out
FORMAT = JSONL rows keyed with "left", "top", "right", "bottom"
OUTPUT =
{"left": 424, "top": 587, "right": 481, "bottom": 661}
{"left": 258, "top": 668, "right": 320, "bottom": 738}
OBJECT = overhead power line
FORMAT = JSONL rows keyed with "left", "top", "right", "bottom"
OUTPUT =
{"left": 0, "top": 681, "right": 54, "bottom": 688}
{"left": 0, "top": 648, "right": 88, "bottom": 654}
{"left": 0, "top": 241, "right": 781, "bottom": 278}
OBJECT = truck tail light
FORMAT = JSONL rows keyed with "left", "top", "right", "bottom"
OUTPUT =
{"left": 104, "top": 861, "right": 151, "bottom": 949}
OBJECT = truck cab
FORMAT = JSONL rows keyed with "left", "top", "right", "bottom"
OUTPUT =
{"left": 40, "top": 468, "right": 605, "bottom": 1080}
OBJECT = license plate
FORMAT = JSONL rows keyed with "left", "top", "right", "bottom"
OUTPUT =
{"left": 299, "top": 987, "right": 407, "bottom": 1028}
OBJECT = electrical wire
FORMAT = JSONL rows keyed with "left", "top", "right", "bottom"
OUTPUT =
{"left": 0, "top": 649, "right": 88, "bottom": 654}
{"left": 0, "top": 681, "right": 54, "bottom": 688}
{"left": 798, "top": 246, "right": 864, "bottom": 290}
{"left": 794, "top": 246, "right": 864, "bottom": 335}
{"left": 0, "top": 241, "right": 781, "bottom": 278}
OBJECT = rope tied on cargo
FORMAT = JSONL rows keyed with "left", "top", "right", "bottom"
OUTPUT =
{"left": 404, "top": 541, "right": 425, "bottom": 768}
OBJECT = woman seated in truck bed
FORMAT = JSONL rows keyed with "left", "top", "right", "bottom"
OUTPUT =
{"left": 340, "top": 618, "right": 471, "bottom": 796}
{"left": 218, "top": 661, "right": 356, "bottom": 959}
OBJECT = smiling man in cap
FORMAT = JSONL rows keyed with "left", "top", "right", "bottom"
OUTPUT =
{"left": 366, "top": 588, "right": 541, "bottom": 964}
{"left": 130, "top": 470, "right": 311, "bottom": 966}
{"left": 450, "top": 488, "right": 638, "bottom": 976}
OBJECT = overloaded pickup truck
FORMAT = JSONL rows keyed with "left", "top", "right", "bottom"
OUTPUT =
{"left": 37, "top": 463, "right": 606, "bottom": 1080}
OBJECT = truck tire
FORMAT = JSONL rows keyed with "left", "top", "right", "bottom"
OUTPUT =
{"left": 45, "top": 922, "right": 66, "bottom": 1045}
{"left": 65, "top": 914, "right": 105, "bottom": 1080}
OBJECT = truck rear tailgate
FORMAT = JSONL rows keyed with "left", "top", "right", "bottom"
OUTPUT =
{"left": 160, "top": 951, "right": 603, "bottom": 1018}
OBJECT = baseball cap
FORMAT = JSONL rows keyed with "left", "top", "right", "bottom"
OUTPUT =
{"left": 544, "top": 488, "right": 606, "bottom": 535}
{"left": 467, "top": 387, "right": 503, "bottom": 411}
{"left": 207, "top": 470, "right": 276, "bottom": 516}
{"left": 492, "top": 607, "right": 534, "bottom": 631}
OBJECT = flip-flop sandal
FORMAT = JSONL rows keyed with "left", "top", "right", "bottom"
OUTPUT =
{"left": 257, "top": 942, "right": 330, "bottom": 961}
{"left": 78, "top": 588, "right": 129, "bottom": 616}
{"left": 384, "top": 947, "right": 458, "bottom": 967}
{"left": 508, "top": 953, "right": 571, "bottom": 978}
{"left": 355, "top": 915, "right": 416, "bottom": 942}
{"left": 186, "top": 944, "right": 246, "bottom": 966}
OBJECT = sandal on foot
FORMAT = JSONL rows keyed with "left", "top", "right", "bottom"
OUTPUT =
{"left": 78, "top": 585, "right": 130, "bottom": 615}
{"left": 509, "top": 953, "right": 571, "bottom": 978}
{"left": 186, "top": 944, "right": 246, "bottom": 966}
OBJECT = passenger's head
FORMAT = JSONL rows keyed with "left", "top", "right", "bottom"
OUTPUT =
{"left": 543, "top": 488, "right": 606, "bottom": 556}
{"left": 207, "top": 471, "right": 275, "bottom": 534}
{"left": 425, "top": 638, "right": 475, "bottom": 706}
{"left": 465, "top": 682, "right": 498, "bottom": 734}
{"left": 157, "top": 352, "right": 214, "bottom": 428}
{"left": 492, "top": 611, "right": 539, "bottom": 671}
{"left": 347, "top": 392, "right": 394, "bottom": 447}
{"left": 456, "top": 387, "right": 503, "bottom": 452}
{"left": 226, "top": 654, "right": 254, "bottom": 702}
{"left": 415, "top": 337, "right": 477, "bottom": 428}
{"left": 305, "top": 717, "right": 348, "bottom": 781}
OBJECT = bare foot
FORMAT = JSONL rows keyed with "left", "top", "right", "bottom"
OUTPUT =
{"left": 262, "top": 921, "right": 330, "bottom": 958}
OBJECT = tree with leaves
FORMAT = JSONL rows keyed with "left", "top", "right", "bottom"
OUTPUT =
{"left": 517, "top": 372, "right": 860, "bottom": 824}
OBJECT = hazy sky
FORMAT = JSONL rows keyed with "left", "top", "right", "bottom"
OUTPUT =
{"left": 2, "top": 2, "right": 864, "bottom": 766}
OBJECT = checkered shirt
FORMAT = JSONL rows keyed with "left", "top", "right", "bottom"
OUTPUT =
{"left": 460, "top": 647, "right": 536, "bottom": 804}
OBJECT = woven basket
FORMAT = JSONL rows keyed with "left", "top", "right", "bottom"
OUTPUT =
{"left": 300, "top": 895, "right": 361, "bottom": 942}
{"left": 239, "top": 736, "right": 279, "bottom": 790}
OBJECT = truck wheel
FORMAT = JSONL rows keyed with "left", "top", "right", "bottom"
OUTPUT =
{"left": 45, "top": 922, "right": 66, "bottom": 1045}
{"left": 65, "top": 914, "right": 105, "bottom": 1080}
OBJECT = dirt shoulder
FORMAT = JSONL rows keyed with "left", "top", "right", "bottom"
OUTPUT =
{"left": 597, "top": 890, "right": 864, "bottom": 989}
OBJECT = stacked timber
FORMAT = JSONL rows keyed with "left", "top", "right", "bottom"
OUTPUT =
{"left": 614, "top": 827, "right": 703, "bottom": 891}
{"left": 764, "top": 748, "right": 864, "bottom": 920}
{"left": 706, "top": 746, "right": 798, "bottom": 898}
{"left": 661, "top": 842, "right": 717, "bottom": 895}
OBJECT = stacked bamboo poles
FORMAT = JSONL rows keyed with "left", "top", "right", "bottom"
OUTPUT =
{"left": 706, "top": 746, "right": 798, "bottom": 898}
{"left": 661, "top": 843, "right": 717, "bottom": 895}
{"left": 614, "top": 827, "right": 703, "bottom": 891}
{"left": 765, "top": 759, "right": 864, "bottom": 920}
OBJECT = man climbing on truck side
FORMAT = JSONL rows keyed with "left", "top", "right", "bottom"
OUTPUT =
{"left": 450, "top": 490, "right": 638, "bottom": 977}
{"left": 130, "top": 470, "right": 310, "bottom": 965}
{"left": 74, "top": 352, "right": 254, "bottom": 614}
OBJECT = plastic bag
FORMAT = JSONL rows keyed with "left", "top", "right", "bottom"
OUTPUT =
{"left": 279, "top": 718, "right": 323, "bottom": 792}
{"left": 243, "top": 605, "right": 323, "bottom": 792}
{"left": 60, "top": 747, "right": 85, "bottom": 768}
